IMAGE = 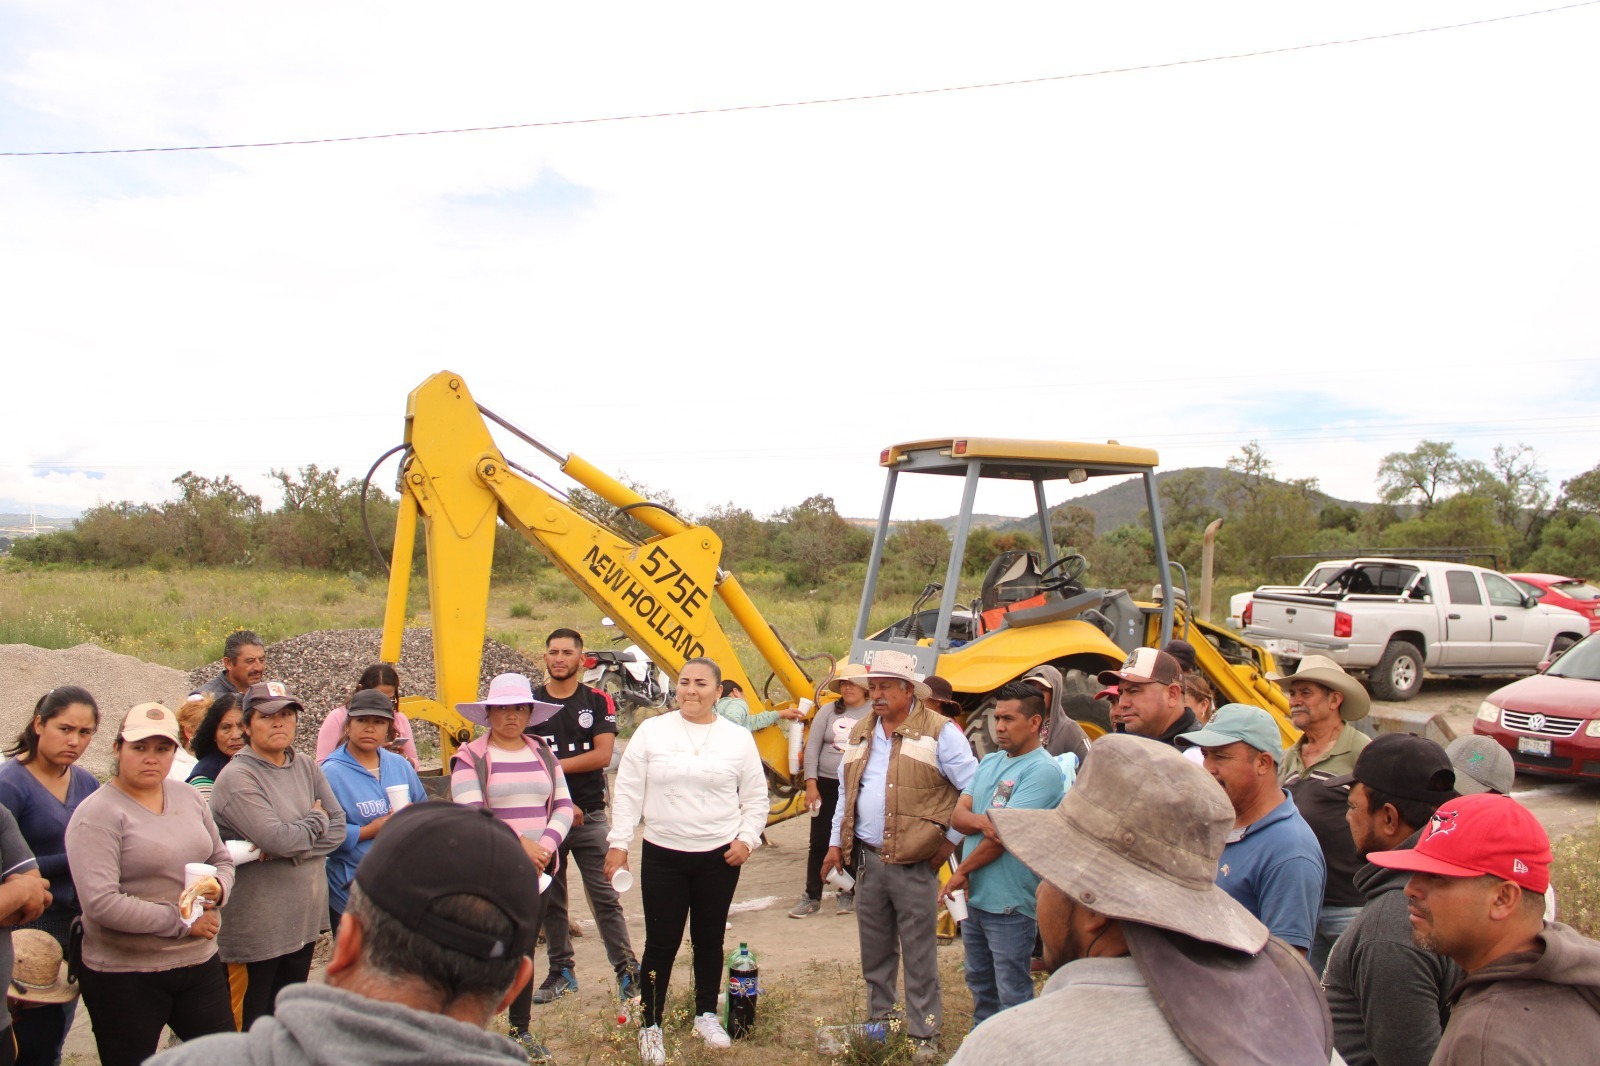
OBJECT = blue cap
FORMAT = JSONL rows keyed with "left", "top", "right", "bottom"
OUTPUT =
{"left": 1177, "top": 704, "right": 1285, "bottom": 765}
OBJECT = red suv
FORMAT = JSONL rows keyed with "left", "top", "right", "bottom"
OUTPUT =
{"left": 1474, "top": 632, "right": 1600, "bottom": 780}
{"left": 1509, "top": 573, "right": 1600, "bottom": 633}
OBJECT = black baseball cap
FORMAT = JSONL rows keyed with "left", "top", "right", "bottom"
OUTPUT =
{"left": 1325, "top": 732, "right": 1458, "bottom": 803}
{"left": 347, "top": 689, "right": 396, "bottom": 721}
{"left": 355, "top": 804, "right": 539, "bottom": 961}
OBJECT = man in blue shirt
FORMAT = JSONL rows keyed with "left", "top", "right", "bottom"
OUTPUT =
{"left": 941, "top": 681, "right": 1064, "bottom": 1026}
{"left": 1179, "top": 704, "right": 1325, "bottom": 954}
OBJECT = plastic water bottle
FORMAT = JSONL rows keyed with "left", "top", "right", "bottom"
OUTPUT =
{"left": 724, "top": 942, "right": 759, "bottom": 1039}
{"left": 816, "top": 1021, "right": 889, "bottom": 1055}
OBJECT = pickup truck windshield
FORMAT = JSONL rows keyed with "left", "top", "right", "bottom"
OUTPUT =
{"left": 1549, "top": 638, "right": 1600, "bottom": 683}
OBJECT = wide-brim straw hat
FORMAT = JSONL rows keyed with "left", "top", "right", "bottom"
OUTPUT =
{"left": 991, "top": 734, "right": 1268, "bottom": 954}
{"left": 8, "top": 929, "right": 77, "bottom": 1004}
{"left": 456, "top": 673, "right": 562, "bottom": 728}
{"left": 1268, "top": 655, "right": 1371, "bottom": 721}
{"left": 860, "top": 649, "right": 932, "bottom": 700}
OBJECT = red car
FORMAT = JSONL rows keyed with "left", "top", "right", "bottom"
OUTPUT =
{"left": 1474, "top": 632, "right": 1600, "bottom": 780}
{"left": 1509, "top": 572, "right": 1600, "bottom": 633}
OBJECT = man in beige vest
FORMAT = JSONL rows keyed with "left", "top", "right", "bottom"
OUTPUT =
{"left": 822, "top": 650, "right": 977, "bottom": 1063}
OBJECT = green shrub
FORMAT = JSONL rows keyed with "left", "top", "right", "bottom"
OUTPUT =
{"left": 509, "top": 601, "right": 533, "bottom": 619}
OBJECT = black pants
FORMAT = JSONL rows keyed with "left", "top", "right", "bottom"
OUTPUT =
{"left": 506, "top": 886, "right": 548, "bottom": 1031}
{"left": 805, "top": 777, "right": 849, "bottom": 900}
{"left": 639, "top": 840, "right": 742, "bottom": 1027}
{"left": 78, "top": 955, "right": 235, "bottom": 1066}
{"left": 230, "top": 941, "right": 315, "bottom": 1031}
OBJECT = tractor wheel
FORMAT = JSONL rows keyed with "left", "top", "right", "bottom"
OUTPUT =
{"left": 1369, "top": 640, "right": 1424, "bottom": 702}
{"left": 1050, "top": 664, "right": 1113, "bottom": 738}
{"left": 963, "top": 695, "right": 1001, "bottom": 757}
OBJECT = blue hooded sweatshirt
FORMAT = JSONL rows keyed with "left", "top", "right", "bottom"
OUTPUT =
{"left": 320, "top": 744, "right": 427, "bottom": 915}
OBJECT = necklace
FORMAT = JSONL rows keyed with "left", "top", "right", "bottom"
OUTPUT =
{"left": 677, "top": 713, "right": 715, "bottom": 757}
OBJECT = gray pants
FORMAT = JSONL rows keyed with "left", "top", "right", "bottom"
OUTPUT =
{"left": 542, "top": 811, "right": 637, "bottom": 976}
{"left": 855, "top": 845, "right": 942, "bottom": 1040}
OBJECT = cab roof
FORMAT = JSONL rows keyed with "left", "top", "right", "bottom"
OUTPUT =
{"left": 880, "top": 437, "right": 1160, "bottom": 481}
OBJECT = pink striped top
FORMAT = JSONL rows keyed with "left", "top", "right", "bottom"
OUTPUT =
{"left": 450, "top": 735, "right": 573, "bottom": 859}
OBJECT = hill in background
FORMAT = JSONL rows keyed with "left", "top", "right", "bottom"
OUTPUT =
{"left": 855, "top": 467, "right": 1376, "bottom": 534}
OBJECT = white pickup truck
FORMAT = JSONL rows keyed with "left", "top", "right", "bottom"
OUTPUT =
{"left": 1242, "top": 558, "right": 1589, "bottom": 701}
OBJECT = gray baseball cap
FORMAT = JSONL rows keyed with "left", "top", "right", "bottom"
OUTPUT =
{"left": 1447, "top": 735, "right": 1516, "bottom": 795}
{"left": 990, "top": 734, "right": 1268, "bottom": 954}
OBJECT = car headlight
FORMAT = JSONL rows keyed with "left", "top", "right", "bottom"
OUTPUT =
{"left": 1585, "top": 719, "right": 1600, "bottom": 738}
{"left": 1477, "top": 701, "right": 1501, "bottom": 724}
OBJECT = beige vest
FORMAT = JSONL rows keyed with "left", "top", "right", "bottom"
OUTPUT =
{"left": 838, "top": 700, "right": 960, "bottom": 864}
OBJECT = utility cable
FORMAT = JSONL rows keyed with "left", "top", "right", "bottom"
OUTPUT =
{"left": 2, "top": 0, "right": 1595, "bottom": 157}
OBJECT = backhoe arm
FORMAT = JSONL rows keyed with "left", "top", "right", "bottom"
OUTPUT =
{"left": 378, "top": 372, "right": 816, "bottom": 791}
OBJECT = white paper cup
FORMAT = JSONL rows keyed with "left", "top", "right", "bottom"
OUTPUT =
{"left": 611, "top": 868, "right": 634, "bottom": 893}
{"left": 386, "top": 784, "right": 410, "bottom": 813}
{"left": 538, "top": 873, "right": 553, "bottom": 894}
{"left": 945, "top": 888, "right": 969, "bottom": 922}
{"left": 825, "top": 866, "right": 855, "bottom": 892}
{"left": 184, "top": 862, "right": 218, "bottom": 920}
{"left": 223, "top": 840, "right": 260, "bottom": 866}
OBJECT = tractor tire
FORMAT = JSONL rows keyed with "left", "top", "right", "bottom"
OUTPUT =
{"left": 963, "top": 695, "right": 1001, "bottom": 757}
{"left": 961, "top": 667, "right": 1113, "bottom": 756}
{"left": 1050, "top": 664, "right": 1113, "bottom": 739}
{"left": 1369, "top": 640, "right": 1424, "bottom": 702}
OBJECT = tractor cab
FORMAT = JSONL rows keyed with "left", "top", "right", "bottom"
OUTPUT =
{"left": 852, "top": 437, "right": 1175, "bottom": 728}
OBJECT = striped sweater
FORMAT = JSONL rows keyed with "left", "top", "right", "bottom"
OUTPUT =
{"left": 450, "top": 734, "right": 573, "bottom": 859}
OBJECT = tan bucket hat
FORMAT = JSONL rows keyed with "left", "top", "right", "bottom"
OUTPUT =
{"left": 1268, "top": 655, "right": 1371, "bottom": 721}
{"left": 990, "top": 734, "right": 1268, "bottom": 954}
{"left": 860, "top": 649, "right": 932, "bottom": 700}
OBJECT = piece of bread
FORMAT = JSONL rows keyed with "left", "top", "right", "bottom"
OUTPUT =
{"left": 179, "top": 875, "right": 222, "bottom": 919}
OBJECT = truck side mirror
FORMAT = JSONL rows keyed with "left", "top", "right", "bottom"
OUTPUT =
{"left": 1522, "top": 594, "right": 1540, "bottom": 609}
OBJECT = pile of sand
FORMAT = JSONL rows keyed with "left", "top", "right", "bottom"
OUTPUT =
{"left": 0, "top": 643, "right": 192, "bottom": 778}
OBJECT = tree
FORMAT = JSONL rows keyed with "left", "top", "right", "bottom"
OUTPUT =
{"left": 1465, "top": 443, "right": 1551, "bottom": 540}
{"left": 773, "top": 494, "right": 870, "bottom": 586}
{"left": 1221, "top": 482, "right": 1319, "bottom": 583}
{"left": 1379, "top": 495, "right": 1509, "bottom": 562}
{"left": 888, "top": 520, "right": 952, "bottom": 576}
{"left": 699, "top": 503, "right": 772, "bottom": 568}
{"left": 1559, "top": 463, "right": 1600, "bottom": 516}
{"left": 1376, "top": 440, "right": 1471, "bottom": 516}
{"left": 1049, "top": 505, "right": 1096, "bottom": 553}
{"left": 1222, "top": 442, "right": 1274, "bottom": 511}
{"left": 1159, "top": 469, "right": 1214, "bottom": 530}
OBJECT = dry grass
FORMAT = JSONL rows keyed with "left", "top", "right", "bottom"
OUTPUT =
{"left": 0, "top": 564, "right": 915, "bottom": 682}
{"left": 516, "top": 953, "right": 974, "bottom": 1065}
{"left": 1551, "top": 823, "right": 1600, "bottom": 940}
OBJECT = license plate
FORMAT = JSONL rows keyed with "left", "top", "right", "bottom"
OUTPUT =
{"left": 1267, "top": 638, "right": 1302, "bottom": 657}
{"left": 1518, "top": 737, "right": 1553, "bottom": 757}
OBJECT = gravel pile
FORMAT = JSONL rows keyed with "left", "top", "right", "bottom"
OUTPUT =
{"left": 188, "top": 627, "right": 544, "bottom": 758}
{"left": 0, "top": 643, "right": 193, "bottom": 778}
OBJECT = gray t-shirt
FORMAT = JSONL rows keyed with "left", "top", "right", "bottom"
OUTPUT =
{"left": 802, "top": 700, "right": 869, "bottom": 782}
{"left": 0, "top": 805, "right": 39, "bottom": 1032}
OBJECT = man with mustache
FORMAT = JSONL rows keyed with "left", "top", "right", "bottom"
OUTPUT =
{"left": 1368, "top": 793, "right": 1600, "bottom": 1064}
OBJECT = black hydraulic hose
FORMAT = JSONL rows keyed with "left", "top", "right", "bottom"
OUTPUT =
{"left": 361, "top": 443, "right": 412, "bottom": 574}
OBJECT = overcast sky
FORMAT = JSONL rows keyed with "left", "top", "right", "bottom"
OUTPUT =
{"left": 4, "top": 0, "right": 1597, "bottom": 525}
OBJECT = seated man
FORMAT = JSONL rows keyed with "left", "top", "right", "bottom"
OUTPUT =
{"left": 153, "top": 804, "right": 540, "bottom": 1066}
{"left": 1179, "top": 704, "right": 1325, "bottom": 954}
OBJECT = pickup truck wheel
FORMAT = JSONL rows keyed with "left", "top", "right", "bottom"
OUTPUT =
{"left": 1370, "top": 641, "right": 1424, "bottom": 702}
{"left": 1552, "top": 635, "right": 1579, "bottom": 659}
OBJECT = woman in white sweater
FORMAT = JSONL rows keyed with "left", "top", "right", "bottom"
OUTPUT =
{"left": 605, "top": 657, "right": 766, "bottom": 1065}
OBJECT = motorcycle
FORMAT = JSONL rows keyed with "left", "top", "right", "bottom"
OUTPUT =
{"left": 583, "top": 618, "right": 672, "bottom": 731}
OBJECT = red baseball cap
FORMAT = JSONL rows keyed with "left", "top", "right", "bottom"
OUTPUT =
{"left": 1367, "top": 793, "right": 1551, "bottom": 894}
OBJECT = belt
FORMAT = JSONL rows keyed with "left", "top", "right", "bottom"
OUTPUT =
{"left": 858, "top": 841, "right": 881, "bottom": 854}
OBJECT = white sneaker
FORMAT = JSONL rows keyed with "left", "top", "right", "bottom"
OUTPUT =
{"left": 692, "top": 1013, "right": 732, "bottom": 1049}
{"left": 638, "top": 1024, "right": 666, "bottom": 1065}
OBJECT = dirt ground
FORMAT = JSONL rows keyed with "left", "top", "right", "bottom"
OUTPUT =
{"left": 56, "top": 674, "right": 1600, "bottom": 1063}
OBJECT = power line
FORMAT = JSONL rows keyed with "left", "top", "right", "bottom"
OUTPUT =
{"left": 4, "top": 0, "right": 1596, "bottom": 158}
